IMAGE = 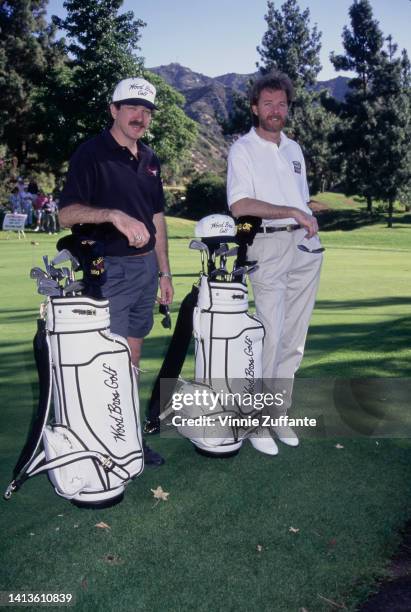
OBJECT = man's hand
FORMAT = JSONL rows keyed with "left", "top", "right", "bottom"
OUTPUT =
{"left": 110, "top": 210, "right": 150, "bottom": 247}
{"left": 292, "top": 209, "right": 319, "bottom": 238}
{"left": 157, "top": 276, "right": 174, "bottom": 305}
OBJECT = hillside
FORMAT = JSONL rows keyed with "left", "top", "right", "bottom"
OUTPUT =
{"left": 149, "top": 63, "right": 349, "bottom": 176}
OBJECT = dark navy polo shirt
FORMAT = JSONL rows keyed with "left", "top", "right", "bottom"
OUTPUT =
{"left": 59, "top": 129, "right": 165, "bottom": 256}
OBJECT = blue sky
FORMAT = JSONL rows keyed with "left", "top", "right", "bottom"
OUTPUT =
{"left": 48, "top": 0, "right": 411, "bottom": 80}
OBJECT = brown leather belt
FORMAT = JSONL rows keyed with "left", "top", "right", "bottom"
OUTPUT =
{"left": 257, "top": 224, "right": 301, "bottom": 233}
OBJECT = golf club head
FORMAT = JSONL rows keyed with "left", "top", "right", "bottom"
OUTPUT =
{"left": 37, "top": 285, "right": 62, "bottom": 297}
{"left": 52, "top": 249, "right": 81, "bottom": 271}
{"left": 215, "top": 243, "right": 229, "bottom": 257}
{"left": 48, "top": 265, "right": 65, "bottom": 281}
{"left": 37, "top": 278, "right": 60, "bottom": 291}
{"left": 30, "top": 267, "right": 48, "bottom": 280}
{"left": 189, "top": 239, "right": 209, "bottom": 254}
{"left": 63, "top": 280, "right": 85, "bottom": 295}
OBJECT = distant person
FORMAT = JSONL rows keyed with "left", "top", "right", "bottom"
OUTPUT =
{"left": 43, "top": 196, "right": 58, "bottom": 234}
{"left": 227, "top": 70, "right": 323, "bottom": 456}
{"left": 33, "top": 192, "right": 48, "bottom": 232}
{"left": 9, "top": 188, "right": 21, "bottom": 213}
{"left": 20, "top": 188, "right": 33, "bottom": 227}
{"left": 58, "top": 77, "right": 173, "bottom": 467}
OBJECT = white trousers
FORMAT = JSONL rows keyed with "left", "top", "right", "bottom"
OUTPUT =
{"left": 248, "top": 228, "right": 323, "bottom": 412}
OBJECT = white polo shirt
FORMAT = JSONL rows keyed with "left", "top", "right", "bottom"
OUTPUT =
{"left": 227, "top": 128, "right": 311, "bottom": 226}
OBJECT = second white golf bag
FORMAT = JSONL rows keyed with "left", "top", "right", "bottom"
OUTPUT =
{"left": 5, "top": 296, "right": 143, "bottom": 508}
{"left": 152, "top": 214, "right": 265, "bottom": 457}
{"left": 188, "top": 274, "right": 264, "bottom": 455}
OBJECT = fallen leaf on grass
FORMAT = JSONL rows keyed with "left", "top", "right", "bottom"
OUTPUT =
{"left": 289, "top": 527, "right": 300, "bottom": 533}
{"left": 95, "top": 521, "right": 111, "bottom": 530}
{"left": 151, "top": 486, "right": 170, "bottom": 502}
{"left": 102, "top": 553, "right": 123, "bottom": 565}
{"left": 335, "top": 443, "right": 344, "bottom": 449}
{"left": 256, "top": 544, "right": 263, "bottom": 552}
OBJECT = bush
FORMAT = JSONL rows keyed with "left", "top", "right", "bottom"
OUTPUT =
{"left": 183, "top": 173, "right": 228, "bottom": 220}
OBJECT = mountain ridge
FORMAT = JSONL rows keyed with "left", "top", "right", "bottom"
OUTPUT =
{"left": 148, "top": 63, "right": 348, "bottom": 176}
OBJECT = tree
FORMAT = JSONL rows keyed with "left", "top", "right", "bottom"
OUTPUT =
{"left": 328, "top": 0, "right": 386, "bottom": 213}
{"left": 142, "top": 72, "right": 197, "bottom": 179}
{"left": 39, "top": 0, "right": 197, "bottom": 180}
{"left": 39, "top": 0, "right": 145, "bottom": 170}
{"left": 0, "top": 0, "right": 64, "bottom": 168}
{"left": 183, "top": 173, "right": 227, "bottom": 220}
{"left": 370, "top": 44, "right": 411, "bottom": 226}
{"left": 256, "top": 0, "right": 321, "bottom": 88}
{"left": 224, "top": 0, "right": 335, "bottom": 193}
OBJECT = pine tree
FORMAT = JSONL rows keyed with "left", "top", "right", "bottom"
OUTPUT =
{"left": 329, "top": 0, "right": 386, "bottom": 213}
{"left": 224, "top": 0, "right": 334, "bottom": 193}
{"left": 370, "top": 44, "right": 411, "bottom": 226}
{"left": 256, "top": 0, "right": 321, "bottom": 88}
{"left": 258, "top": 0, "right": 334, "bottom": 194}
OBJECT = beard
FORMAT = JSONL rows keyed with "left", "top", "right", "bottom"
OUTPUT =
{"left": 258, "top": 115, "right": 286, "bottom": 133}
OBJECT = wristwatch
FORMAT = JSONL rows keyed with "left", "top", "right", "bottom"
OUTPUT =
{"left": 158, "top": 271, "right": 172, "bottom": 279}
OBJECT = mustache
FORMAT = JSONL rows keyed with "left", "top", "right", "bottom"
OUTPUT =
{"left": 129, "top": 121, "right": 144, "bottom": 127}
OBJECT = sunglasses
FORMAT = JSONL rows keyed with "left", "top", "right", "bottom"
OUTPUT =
{"left": 159, "top": 304, "right": 172, "bottom": 329}
{"left": 297, "top": 244, "right": 325, "bottom": 254}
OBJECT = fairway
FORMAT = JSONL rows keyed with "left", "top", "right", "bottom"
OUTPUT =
{"left": 0, "top": 217, "right": 410, "bottom": 612}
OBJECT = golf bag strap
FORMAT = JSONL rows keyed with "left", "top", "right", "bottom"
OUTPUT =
{"left": 27, "top": 450, "right": 132, "bottom": 480}
{"left": 5, "top": 450, "right": 133, "bottom": 498}
{"left": 4, "top": 320, "right": 53, "bottom": 500}
{"left": 146, "top": 286, "right": 199, "bottom": 421}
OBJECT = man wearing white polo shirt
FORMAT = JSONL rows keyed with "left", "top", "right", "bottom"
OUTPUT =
{"left": 227, "top": 70, "right": 323, "bottom": 456}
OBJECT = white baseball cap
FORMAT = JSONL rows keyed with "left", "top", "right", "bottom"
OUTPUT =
{"left": 112, "top": 77, "right": 157, "bottom": 110}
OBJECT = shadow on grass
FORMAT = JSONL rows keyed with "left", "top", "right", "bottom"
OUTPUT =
{"left": 317, "top": 210, "right": 411, "bottom": 231}
{"left": 316, "top": 296, "right": 411, "bottom": 310}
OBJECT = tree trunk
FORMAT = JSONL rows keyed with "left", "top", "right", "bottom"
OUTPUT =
{"left": 387, "top": 200, "right": 394, "bottom": 228}
{"left": 366, "top": 196, "right": 373, "bottom": 214}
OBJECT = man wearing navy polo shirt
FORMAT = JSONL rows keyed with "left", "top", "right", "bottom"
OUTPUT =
{"left": 58, "top": 77, "right": 173, "bottom": 466}
{"left": 227, "top": 71, "right": 323, "bottom": 456}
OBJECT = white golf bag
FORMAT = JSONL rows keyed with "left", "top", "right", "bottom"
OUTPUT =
{"left": 186, "top": 275, "right": 264, "bottom": 454}
{"left": 150, "top": 213, "right": 266, "bottom": 457}
{"left": 5, "top": 296, "right": 143, "bottom": 507}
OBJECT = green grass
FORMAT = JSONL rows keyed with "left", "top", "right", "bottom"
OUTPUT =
{"left": 0, "top": 218, "right": 410, "bottom": 612}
